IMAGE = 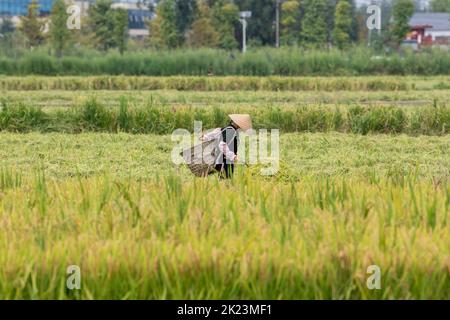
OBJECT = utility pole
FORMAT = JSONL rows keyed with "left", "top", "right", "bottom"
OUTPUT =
{"left": 239, "top": 11, "right": 252, "bottom": 53}
{"left": 275, "top": 0, "right": 285, "bottom": 48}
{"left": 275, "top": 0, "right": 280, "bottom": 48}
{"left": 242, "top": 19, "right": 247, "bottom": 53}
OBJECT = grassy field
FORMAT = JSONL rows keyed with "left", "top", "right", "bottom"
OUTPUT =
{"left": 0, "top": 76, "right": 449, "bottom": 299}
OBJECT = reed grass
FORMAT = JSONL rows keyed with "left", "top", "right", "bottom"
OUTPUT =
{"left": 1, "top": 48, "right": 450, "bottom": 76}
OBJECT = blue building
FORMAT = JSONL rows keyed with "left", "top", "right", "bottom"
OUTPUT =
{"left": 0, "top": 0, "right": 153, "bottom": 37}
{"left": 0, "top": 0, "right": 54, "bottom": 16}
{"left": 110, "top": 1, "right": 154, "bottom": 37}
{"left": 127, "top": 8, "right": 153, "bottom": 30}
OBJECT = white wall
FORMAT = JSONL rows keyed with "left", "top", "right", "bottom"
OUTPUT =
{"left": 425, "top": 30, "right": 450, "bottom": 40}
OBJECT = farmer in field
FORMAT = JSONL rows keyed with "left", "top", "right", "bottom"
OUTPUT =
{"left": 201, "top": 114, "right": 252, "bottom": 178}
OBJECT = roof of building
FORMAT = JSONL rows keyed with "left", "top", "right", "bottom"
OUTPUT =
{"left": 409, "top": 13, "right": 450, "bottom": 31}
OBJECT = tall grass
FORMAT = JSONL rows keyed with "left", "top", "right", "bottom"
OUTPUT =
{"left": 0, "top": 48, "right": 450, "bottom": 76}
{"left": 0, "top": 99, "right": 448, "bottom": 135}
{"left": 0, "top": 173, "right": 448, "bottom": 299}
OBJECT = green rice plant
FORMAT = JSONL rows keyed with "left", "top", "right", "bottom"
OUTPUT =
{"left": 79, "top": 98, "right": 115, "bottom": 132}
{"left": 0, "top": 167, "right": 22, "bottom": 190}
{"left": 0, "top": 102, "right": 49, "bottom": 132}
{"left": 117, "top": 97, "right": 131, "bottom": 132}
{"left": 1, "top": 99, "right": 449, "bottom": 135}
{"left": 409, "top": 101, "right": 450, "bottom": 135}
{"left": 347, "top": 106, "right": 408, "bottom": 135}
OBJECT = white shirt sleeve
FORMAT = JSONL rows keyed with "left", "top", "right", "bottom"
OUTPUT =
{"left": 219, "top": 141, "right": 237, "bottom": 162}
{"left": 202, "top": 128, "right": 237, "bottom": 162}
{"left": 201, "top": 128, "right": 221, "bottom": 141}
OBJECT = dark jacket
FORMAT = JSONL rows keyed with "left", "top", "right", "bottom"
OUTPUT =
{"left": 215, "top": 125, "right": 238, "bottom": 178}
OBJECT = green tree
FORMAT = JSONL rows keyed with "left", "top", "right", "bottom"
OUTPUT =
{"left": 150, "top": 0, "right": 294, "bottom": 48}
{"left": 49, "top": 0, "right": 70, "bottom": 57}
{"left": 175, "top": 0, "right": 197, "bottom": 43}
{"left": 19, "top": 0, "right": 45, "bottom": 49}
{"left": 89, "top": 0, "right": 115, "bottom": 51}
{"left": 280, "top": 0, "right": 300, "bottom": 45}
{"left": 430, "top": 0, "right": 450, "bottom": 12}
{"left": 301, "top": 0, "right": 329, "bottom": 47}
{"left": 390, "top": 0, "right": 415, "bottom": 48}
{"left": 345, "top": 0, "right": 359, "bottom": 42}
{"left": 187, "top": 0, "right": 219, "bottom": 47}
{"left": 112, "top": 8, "right": 129, "bottom": 54}
{"left": 212, "top": 0, "right": 239, "bottom": 50}
{"left": 332, "top": 0, "right": 353, "bottom": 49}
{"left": 89, "top": 0, "right": 128, "bottom": 52}
{"left": 149, "top": 0, "right": 179, "bottom": 48}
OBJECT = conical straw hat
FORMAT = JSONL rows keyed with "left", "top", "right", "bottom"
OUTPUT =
{"left": 228, "top": 114, "right": 252, "bottom": 132}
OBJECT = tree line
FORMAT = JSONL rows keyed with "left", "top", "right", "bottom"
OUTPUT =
{"left": 0, "top": 0, "right": 129, "bottom": 57}
{"left": 0, "top": 0, "right": 448, "bottom": 57}
{"left": 149, "top": 0, "right": 431, "bottom": 50}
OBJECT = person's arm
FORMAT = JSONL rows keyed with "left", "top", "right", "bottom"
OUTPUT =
{"left": 200, "top": 128, "right": 221, "bottom": 141}
{"left": 219, "top": 141, "right": 237, "bottom": 162}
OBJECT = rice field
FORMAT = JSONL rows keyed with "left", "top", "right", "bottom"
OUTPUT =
{"left": 0, "top": 76, "right": 449, "bottom": 299}
{"left": 0, "top": 75, "right": 449, "bottom": 91}
{"left": 2, "top": 87, "right": 450, "bottom": 108}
